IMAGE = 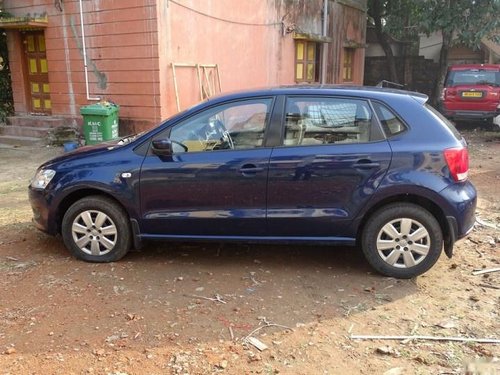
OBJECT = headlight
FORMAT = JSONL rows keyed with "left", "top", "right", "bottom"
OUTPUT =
{"left": 31, "top": 169, "right": 56, "bottom": 189}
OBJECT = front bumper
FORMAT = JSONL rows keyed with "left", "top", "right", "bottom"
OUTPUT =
{"left": 29, "top": 186, "right": 58, "bottom": 235}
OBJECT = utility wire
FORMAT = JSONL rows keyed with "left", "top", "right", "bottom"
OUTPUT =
{"left": 168, "top": 0, "right": 282, "bottom": 27}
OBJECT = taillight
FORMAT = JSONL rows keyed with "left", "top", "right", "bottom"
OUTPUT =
{"left": 444, "top": 147, "right": 469, "bottom": 182}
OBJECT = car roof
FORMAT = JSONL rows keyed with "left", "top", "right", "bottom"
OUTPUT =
{"left": 448, "top": 64, "right": 500, "bottom": 71}
{"left": 205, "top": 85, "right": 429, "bottom": 105}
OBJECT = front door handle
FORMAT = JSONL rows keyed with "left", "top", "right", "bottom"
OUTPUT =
{"left": 239, "top": 164, "right": 264, "bottom": 176}
{"left": 353, "top": 159, "right": 380, "bottom": 169}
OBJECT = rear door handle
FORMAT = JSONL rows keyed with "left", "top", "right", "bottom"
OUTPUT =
{"left": 239, "top": 164, "right": 264, "bottom": 175}
{"left": 352, "top": 159, "right": 380, "bottom": 169}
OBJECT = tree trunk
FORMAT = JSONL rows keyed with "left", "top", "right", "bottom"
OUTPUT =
{"left": 372, "top": 0, "right": 399, "bottom": 83}
{"left": 433, "top": 30, "right": 452, "bottom": 106}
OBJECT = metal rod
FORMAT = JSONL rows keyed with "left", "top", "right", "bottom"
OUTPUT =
{"left": 79, "top": 0, "right": 100, "bottom": 101}
{"left": 351, "top": 334, "right": 500, "bottom": 344}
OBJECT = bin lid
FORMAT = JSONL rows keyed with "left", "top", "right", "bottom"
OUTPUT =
{"left": 80, "top": 102, "right": 119, "bottom": 116}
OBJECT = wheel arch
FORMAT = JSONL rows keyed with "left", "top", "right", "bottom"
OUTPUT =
{"left": 355, "top": 193, "right": 450, "bottom": 247}
{"left": 56, "top": 188, "right": 130, "bottom": 234}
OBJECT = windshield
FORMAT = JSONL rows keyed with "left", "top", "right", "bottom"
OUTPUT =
{"left": 445, "top": 69, "right": 500, "bottom": 87}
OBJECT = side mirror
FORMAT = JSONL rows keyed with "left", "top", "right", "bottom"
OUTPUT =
{"left": 151, "top": 138, "right": 173, "bottom": 156}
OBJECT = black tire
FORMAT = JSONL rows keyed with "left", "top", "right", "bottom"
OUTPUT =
{"left": 61, "top": 196, "right": 131, "bottom": 262}
{"left": 361, "top": 203, "right": 443, "bottom": 279}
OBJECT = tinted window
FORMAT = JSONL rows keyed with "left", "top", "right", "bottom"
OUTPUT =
{"left": 283, "top": 97, "right": 372, "bottom": 146}
{"left": 168, "top": 99, "right": 273, "bottom": 153}
{"left": 372, "top": 102, "right": 407, "bottom": 137}
{"left": 445, "top": 70, "right": 500, "bottom": 87}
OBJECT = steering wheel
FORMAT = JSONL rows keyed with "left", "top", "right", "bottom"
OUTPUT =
{"left": 171, "top": 139, "right": 188, "bottom": 152}
{"left": 213, "top": 119, "right": 234, "bottom": 149}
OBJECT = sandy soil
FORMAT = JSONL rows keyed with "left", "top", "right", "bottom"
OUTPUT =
{"left": 0, "top": 127, "right": 498, "bottom": 375}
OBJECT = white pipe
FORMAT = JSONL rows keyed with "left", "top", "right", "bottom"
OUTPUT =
{"left": 79, "top": 0, "right": 100, "bottom": 101}
{"left": 321, "top": 0, "right": 328, "bottom": 84}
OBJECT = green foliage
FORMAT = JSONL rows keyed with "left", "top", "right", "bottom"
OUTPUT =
{"left": 0, "top": 0, "right": 14, "bottom": 122}
{"left": 415, "top": 0, "right": 500, "bottom": 48}
{"left": 372, "top": 0, "right": 419, "bottom": 42}
{"left": 369, "top": 0, "right": 499, "bottom": 46}
{"left": 0, "top": 30, "right": 13, "bottom": 122}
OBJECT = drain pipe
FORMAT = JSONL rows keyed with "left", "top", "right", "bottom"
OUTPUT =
{"left": 79, "top": 0, "right": 100, "bottom": 101}
{"left": 321, "top": 0, "right": 328, "bottom": 84}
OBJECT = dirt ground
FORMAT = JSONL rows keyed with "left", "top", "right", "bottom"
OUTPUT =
{"left": 0, "top": 126, "right": 498, "bottom": 375}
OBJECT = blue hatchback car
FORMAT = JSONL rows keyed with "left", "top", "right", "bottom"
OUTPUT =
{"left": 29, "top": 86, "right": 476, "bottom": 278}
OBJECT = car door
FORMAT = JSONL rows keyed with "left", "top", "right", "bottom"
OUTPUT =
{"left": 266, "top": 96, "right": 392, "bottom": 238}
{"left": 139, "top": 97, "right": 275, "bottom": 237}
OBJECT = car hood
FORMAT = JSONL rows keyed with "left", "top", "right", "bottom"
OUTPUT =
{"left": 40, "top": 140, "right": 122, "bottom": 169}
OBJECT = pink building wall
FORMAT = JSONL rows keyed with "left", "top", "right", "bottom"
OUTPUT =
{"left": 4, "top": 0, "right": 367, "bottom": 133}
{"left": 159, "top": 1, "right": 288, "bottom": 116}
{"left": 5, "top": 0, "right": 161, "bottom": 131}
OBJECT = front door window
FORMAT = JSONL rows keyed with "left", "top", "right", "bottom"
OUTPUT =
{"left": 168, "top": 99, "right": 273, "bottom": 153}
{"left": 23, "top": 31, "right": 51, "bottom": 114}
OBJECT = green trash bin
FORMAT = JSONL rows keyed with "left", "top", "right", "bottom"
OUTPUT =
{"left": 80, "top": 102, "right": 119, "bottom": 145}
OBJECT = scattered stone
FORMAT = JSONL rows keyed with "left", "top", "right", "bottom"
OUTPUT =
{"left": 383, "top": 368, "right": 404, "bottom": 375}
{"left": 247, "top": 337, "right": 268, "bottom": 352}
{"left": 247, "top": 351, "right": 262, "bottom": 362}
{"left": 436, "top": 320, "right": 456, "bottom": 329}
{"left": 4, "top": 347, "right": 16, "bottom": 355}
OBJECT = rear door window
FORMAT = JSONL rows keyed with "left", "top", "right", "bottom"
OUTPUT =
{"left": 283, "top": 97, "right": 373, "bottom": 146}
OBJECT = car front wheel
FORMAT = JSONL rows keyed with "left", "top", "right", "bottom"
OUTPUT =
{"left": 361, "top": 203, "right": 443, "bottom": 278}
{"left": 62, "top": 196, "right": 131, "bottom": 262}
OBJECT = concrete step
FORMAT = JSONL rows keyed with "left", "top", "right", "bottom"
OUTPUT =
{"left": 6, "top": 115, "right": 71, "bottom": 128}
{"left": 0, "top": 135, "right": 45, "bottom": 147}
{"left": 0, "top": 125, "right": 51, "bottom": 138}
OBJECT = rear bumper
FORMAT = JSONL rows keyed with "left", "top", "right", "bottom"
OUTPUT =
{"left": 440, "top": 181, "right": 477, "bottom": 257}
{"left": 441, "top": 107, "right": 499, "bottom": 121}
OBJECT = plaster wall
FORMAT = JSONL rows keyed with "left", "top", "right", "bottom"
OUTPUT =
{"left": 4, "top": 0, "right": 161, "bottom": 129}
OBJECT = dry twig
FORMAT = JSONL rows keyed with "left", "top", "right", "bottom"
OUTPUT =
{"left": 185, "top": 294, "right": 227, "bottom": 304}
{"left": 243, "top": 317, "right": 293, "bottom": 342}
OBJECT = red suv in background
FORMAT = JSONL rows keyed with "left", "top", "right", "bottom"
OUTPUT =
{"left": 440, "top": 64, "right": 500, "bottom": 125}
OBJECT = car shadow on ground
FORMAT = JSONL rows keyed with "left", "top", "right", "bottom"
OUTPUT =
{"left": 1, "top": 224, "right": 420, "bottom": 352}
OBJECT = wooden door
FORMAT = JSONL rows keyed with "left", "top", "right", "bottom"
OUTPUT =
{"left": 22, "top": 31, "right": 51, "bottom": 114}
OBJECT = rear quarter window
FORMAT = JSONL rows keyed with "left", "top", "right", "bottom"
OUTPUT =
{"left": 372, "top": 102, "right": 407, "bottom": 137}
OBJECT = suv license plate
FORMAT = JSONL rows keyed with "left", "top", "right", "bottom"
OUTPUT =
{"left": 462, "top": 91, "right": 483, "bottom": 98}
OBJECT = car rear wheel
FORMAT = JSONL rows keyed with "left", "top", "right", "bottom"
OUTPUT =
{"left": 62, "top": 196, "right": 131, "bottom": 262}
{"left": 361, "top": 203, "right": 443, "bottom": 278}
